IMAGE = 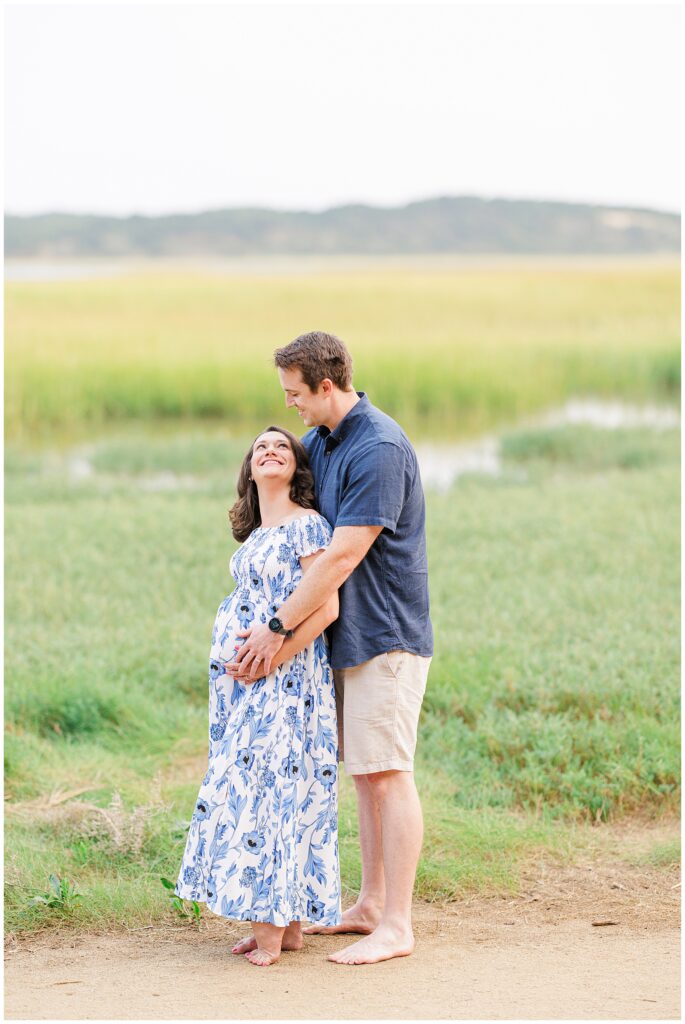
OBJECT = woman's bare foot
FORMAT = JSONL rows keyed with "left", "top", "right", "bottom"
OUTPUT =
{"left": 231, "top": 935, "right": 257, "bottom": 955}
{"left": 242, "top": 922, "right": 285, "bottom": 968}
{"left": 232, "top": 921, "right": 302, "bottom": 958}
{"left": 245, "top": 947, "right": 279, "bottom": 967}
{"left": 328, "top": 922, "right": 415, "bottom": 965}
{"left": 303, "top": 899, "right": 382, "bottom": 936}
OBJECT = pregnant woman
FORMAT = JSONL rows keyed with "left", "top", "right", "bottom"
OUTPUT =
{"left": 175, "top": 426, "right": 341, "bottom": 966}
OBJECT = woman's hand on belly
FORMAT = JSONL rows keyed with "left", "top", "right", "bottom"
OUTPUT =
{"left": 229, "top": 624, "right": 286, "bottom": 679}
{"left": 225, "top": 630, "right": 262, "bottom": 683}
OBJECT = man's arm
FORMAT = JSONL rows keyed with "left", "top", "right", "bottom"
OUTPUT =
{"left": 227, "top": 589, "right": 339, "bottom": 682}
{"left": 233, "top": 524, "right": 383, "bottom": 677}
{"left": 227, "top": 547, "right": 339, "bottom": 682}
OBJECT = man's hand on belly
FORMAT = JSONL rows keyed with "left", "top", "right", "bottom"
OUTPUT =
{"left": 229, "top": 624, "right": 284, "bottom": 678}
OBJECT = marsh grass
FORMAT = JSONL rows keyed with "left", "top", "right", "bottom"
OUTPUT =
{"left": 500, "top": 425, "right": 681, "bottom": 471}
{"left": 5, "top": 263, "right": 680, "bottom": 439}
{"left": 5, "top": 259, "right": 679, "bottom": 934}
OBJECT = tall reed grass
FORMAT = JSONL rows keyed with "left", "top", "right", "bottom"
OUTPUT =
{"left": 5, "top": 262, "right": 679, "bottom": 440}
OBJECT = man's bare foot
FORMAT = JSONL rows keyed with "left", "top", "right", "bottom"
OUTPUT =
{"left": 302, "top": 900, "right": 382, "bottom": 935}
{"left": 232, "top": 921, "right": 303, "bottom": 955}
{"left": 328, "top": 922, "right": 415, "bottom": 965}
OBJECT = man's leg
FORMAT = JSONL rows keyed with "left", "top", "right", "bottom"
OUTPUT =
{"left": 308, "top": 651, "right": 430, "bottom": 953}
{"left": 327, "top": 768, "right": 422, "bottom": 964}
{"left": 303, "top": 773, "right": 385, "bottom": 934}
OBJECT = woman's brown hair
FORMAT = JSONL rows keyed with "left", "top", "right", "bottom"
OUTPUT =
{"left": 229, "top": 426, "right": 318, "bottom": 542}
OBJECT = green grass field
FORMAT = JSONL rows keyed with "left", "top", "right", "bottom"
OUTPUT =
{"left": 5, "top": 261, "right": 680, "bottom": 440}
{"left": 4, "top": 260, "right": 680, "bottom": 935}
{"left": 4, "top": 421, "right": 679, "bottom": 934}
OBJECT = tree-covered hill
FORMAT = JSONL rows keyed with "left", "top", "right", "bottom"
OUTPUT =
{"left": 5, "top": 196, "right": 679, "bottom": 257}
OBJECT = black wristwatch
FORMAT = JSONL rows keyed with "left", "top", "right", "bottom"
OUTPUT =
{"left": 268, "top": 616, "right": 294, "bottom": 639}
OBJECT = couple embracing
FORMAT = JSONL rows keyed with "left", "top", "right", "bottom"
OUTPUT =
{"left": 175, "top": 331, "right": 433, "bottom": 967}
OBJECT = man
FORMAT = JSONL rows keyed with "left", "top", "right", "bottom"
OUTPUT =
{"left": 233, "top": 330, "right": 433, "bottom": 966}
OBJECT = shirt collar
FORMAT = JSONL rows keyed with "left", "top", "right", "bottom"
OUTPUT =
{"left": 316, "top": 392, "right": 369, "bottom": 449}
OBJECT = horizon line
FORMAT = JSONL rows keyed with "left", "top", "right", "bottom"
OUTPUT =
{"left": 5, "top": 193, "right": 681, "bottom": 220}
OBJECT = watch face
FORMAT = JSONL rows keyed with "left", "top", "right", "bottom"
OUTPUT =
{"left": 268, "top": 617, "right": 281, "bottom": 633}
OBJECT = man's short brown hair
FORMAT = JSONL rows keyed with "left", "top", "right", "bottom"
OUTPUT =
{"left": 274, "top": 331, "right": 354, "bottom": 392}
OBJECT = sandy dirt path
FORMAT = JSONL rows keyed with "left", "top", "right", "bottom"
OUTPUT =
{"left": 5, "top": 858, "right": 680, "bottom": 1020}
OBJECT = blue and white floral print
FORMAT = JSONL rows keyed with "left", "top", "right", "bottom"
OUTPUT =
{"left": 175, "top": 512, "right": 341, "bottom": 927}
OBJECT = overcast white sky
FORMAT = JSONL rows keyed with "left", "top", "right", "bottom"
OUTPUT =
{"left": 4, "top": 2, "right": 681, "bottom": 215}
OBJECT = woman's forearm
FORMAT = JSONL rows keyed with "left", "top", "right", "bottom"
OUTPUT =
{"left": 268, "top": 597, "right": 338, "bottom": 673}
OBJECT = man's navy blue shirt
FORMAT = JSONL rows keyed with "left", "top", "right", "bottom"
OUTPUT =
{"left": 302, "top": 393, "right": 433, "bottom": 670}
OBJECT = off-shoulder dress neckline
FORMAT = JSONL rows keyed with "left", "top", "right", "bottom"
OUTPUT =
{"left": 253, "top": 511, "right": 322, "bottom": 533}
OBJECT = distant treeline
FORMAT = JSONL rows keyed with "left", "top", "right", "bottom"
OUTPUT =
{"left": 5, "top": 196, "right": 680, "bottom": 257}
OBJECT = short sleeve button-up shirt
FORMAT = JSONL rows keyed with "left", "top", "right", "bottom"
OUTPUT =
{"left": 302, "top": 393, "right": 433, "bottom": 670}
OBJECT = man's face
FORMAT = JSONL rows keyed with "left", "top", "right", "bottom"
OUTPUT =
{"left": 278, "top": 367, "right": 328, "bottom": 428}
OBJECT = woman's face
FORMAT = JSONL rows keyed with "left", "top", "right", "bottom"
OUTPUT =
{"left": 250, "top": 431, "right": 296, "bottom": 487}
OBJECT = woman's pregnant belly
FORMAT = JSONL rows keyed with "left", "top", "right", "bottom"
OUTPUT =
{"left": 210, "top": 588, "right": 273, "bottom": 660}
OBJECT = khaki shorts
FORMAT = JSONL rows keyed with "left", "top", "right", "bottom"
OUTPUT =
{"left": 333, "top": 651, "right": 431, "bottom": 775}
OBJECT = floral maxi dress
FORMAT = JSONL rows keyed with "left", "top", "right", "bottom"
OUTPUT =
{"left": 175, "top": 512, "right": 341, "bottom": 927}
